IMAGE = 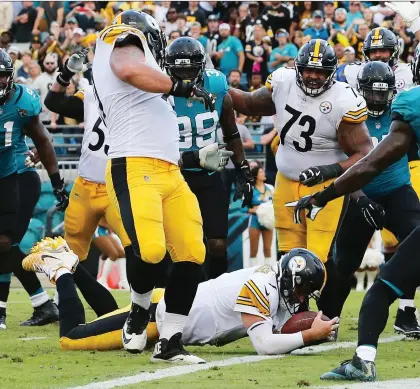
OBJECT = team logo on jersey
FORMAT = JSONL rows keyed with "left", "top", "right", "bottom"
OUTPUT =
{"left": 319, "top": 101, "right": 332, "bottom": 114}
{"left": 18, "top": 108, "right": 28, "bottom": 117}
{"left": 396, "top": 78, "right": 405, "bottom": 89}
{"left": 288, "top": 256, "right": 307, "bottom": 272}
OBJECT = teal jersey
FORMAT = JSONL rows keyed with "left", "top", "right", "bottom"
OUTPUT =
{"left": 0, "top": 84, "right": 41, "bottom": 178}
{"left": 392, "top": 85, "right": 420, "bottom": 144}
{"left": 363, "top": 112, "right": 410, "bottom": 197}
{"left": 175, "top": 69, "right": 228, "bottom": 154}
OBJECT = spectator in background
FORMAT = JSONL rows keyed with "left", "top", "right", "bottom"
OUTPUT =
{"left": 7, "top": 47, "right": 22, "bottom": 73}
{"left": 154, "top": 1, "right": 171, "bottom": 25}
{"left": 295, "top": 1, "right": 317, "bottom": 31}
{"left": 62, "top": 27, "right": 86, "bottom": 53}
{"left": 66, "top": 16, "right": 79, "bottom": 33}
{"left": 50, "top": 21, "right": 63, "bottom": 42}
{"left": 219, "top": 113, "right": 254, "bottom": 200}
{"left": 363, "top": 7, "right": 379, "bottom": 29}
{"left": 176, "top": 13, "right": 189, "bottom": 36}
{"left": 332, "top": 8, "right": 348, "bottom": 33}
{"left": 65, "top": 1, "right": 97, "bottom": 32}
{"left": 0, "top": 2, "right": 13, "bottom": 31}
{"left": 33, "top": 1, "right": 64, "bottom": 36}
{"left": 346, "top": 2, "right": 363, "bottom": 27}
{"left": 304, "top": 10, "right": 329, "bottom": 40}
{"left": 244, "top": 24, "right": 269, "bottom": 82}
{"left": 31, "top": 54, "right": 58, "bottom": 124}
{"left": 333, "top": 42, "right": 346, "bottom": 64}
{"left": 204, "top": 14, "right": 221, "bottom": 56}
{"left": 17, "top": 51, "right": 32, "bottom": 80}
{"left": 268, "top": 28, "right": 298, "bottom": 72}
{"left": 189, "top": 22, "right": 207, "bottom": 47}
{"left": 168, "top": 30, "right": 181, "bottom": 44}
{"left": 228, "top": 69, "right": 247, "bottom": 91}
{"left": 240, "top": 1, "right": 263, "bottom": 44}
{"left": 12, "top": 1, "right": 37, "bottom": 43}
{"left": 292, "top": 30, "right": 305, "bottom": 50}
{"left": 224, "top": 7, "right": 241, "bottom": 38}
{"left": 0, "top": 30, "right": 12, "bottom": 50}
{"left": 216, "top": 23, "right": 244, "bottom": 76}
{"left": 347, "top": 21, "right": 370, "bottom": 59}
{"left": 26, "top": 60, "right": 41, "bottom": 90}
{"left": 395, "top": 16, "right": 415, "bottom": 63}
{"left": 164, "top": 7, "right": 179, "bottom": 37}
{"left": 323, "top": 1, "right": 335, "bottom": 21}
{"left": 183, "top": 1, "right": 206, "bottom": 29}
{"left": 29, "top": 34, "right": 41, "bottom": 60}
{"left": 38, "top": 34, "right": 65, "bottom": 67}
{"left": 370, "top": 2, "right": 394, "bottom": 27}
{"left": 262, "top": 1, "right": 295, "bottom": 46}
{"left": 238, "top": 4, "right": 249, "bottom": 25}
{"left": 336, "top": 46, "right": 356, "bottom": 81}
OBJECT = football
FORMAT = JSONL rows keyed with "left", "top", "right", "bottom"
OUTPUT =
{"left": 281, "top": 311, "right": 330, "bottom": 334}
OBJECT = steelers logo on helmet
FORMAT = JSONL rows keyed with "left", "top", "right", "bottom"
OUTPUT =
{"left": 319, "top": 101, "right": 332, "bottom": 114}
{"left": 288, "top": 256, "right": 307, "bottom": 272}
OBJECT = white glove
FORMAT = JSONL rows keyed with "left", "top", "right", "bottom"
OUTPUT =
{"left": 198, "top": 143, "right": 234, "bottom": 172}
{"left": 385, "top": 2, "right": 420, "bottom": 33}
{"left": 24, "top": 155, "right": 35, "bottom": 168}
{"left": 67, "top": 47, "right": 91, "bottom": 74}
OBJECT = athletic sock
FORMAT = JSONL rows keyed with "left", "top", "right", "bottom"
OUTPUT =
{"left": 159, "top": 312, "right": 187, "bottom": 340}
{"left": 29, "top": 288, "right": 50, "bottom": 308}
{"left": 0, "top": 273, "right": 11, "bottom": 310}
{"left": 399, "top": 299, "right": 415, "bottom": 310}
{"left": 356, "top": 345, "right": 377, "bottom": 362}
{"left": 131, "top": 289, "right": 152, "bottom": 311}
{"left": 98, "top": 258, "right": 114, "bottom": 282}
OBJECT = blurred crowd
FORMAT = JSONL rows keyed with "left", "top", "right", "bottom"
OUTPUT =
{"left": 0, "top": 1, "right": 418, "bottom": 154}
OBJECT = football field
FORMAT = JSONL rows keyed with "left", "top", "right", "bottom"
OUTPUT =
{"left": 1, "top": 289, "right": 420, "bottom": 389}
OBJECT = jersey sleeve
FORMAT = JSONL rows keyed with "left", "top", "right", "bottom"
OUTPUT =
{"left": 391, "top": 88, "right": 417, "bottom": 124}
{"left": 265, "top": 67, "right": 294, "bottom": 103}
{"left": 20, "top": 86, "right": 42, "bottom": 120}
{"left": 74, "top": 89, "right": 85, "bottom": 101}
{"left": 234, "top": 265, "right": 276, "bottom": 320}
{"left": 338, "top": 85, "right": 367, "bottom": 124}
{"left": 343, "top": 62, "right": 361, "bottom": 88}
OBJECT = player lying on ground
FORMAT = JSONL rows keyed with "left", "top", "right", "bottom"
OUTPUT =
{"left": 293, "top": 2, "right": 420, "bottom": 381}
{"left": 22, "top": 238, "right": 338, "bottom": 356}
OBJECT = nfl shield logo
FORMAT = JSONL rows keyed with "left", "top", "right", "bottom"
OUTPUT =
{"left": 375, "top": 122, "right": 381, "bottom": 129}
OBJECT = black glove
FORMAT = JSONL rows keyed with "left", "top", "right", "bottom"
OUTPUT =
{"left": 233, "top": 160, "right": 254, "bottom": 208}
{"left": 50, "top": 174, "right": 69, "bottom": 212}
{"left": 169, "top": 78, "right": 216, "bottom": 111}
{"left": 356, "top": 196, "right": 386, "bottom": 230}
{"left": 299, "top": 164, "right": 343, "bottom": 187}
{"left": 288, "top": 194, "right": 325, "bottom": 224}
{"left": 192, "top": 84, "right": 216, "bottom": 111}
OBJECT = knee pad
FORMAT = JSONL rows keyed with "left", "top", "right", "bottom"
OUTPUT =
{"left": 207, "top": 239, "right": 227, "bottom": 261}
{"left": 174, "top": 240, "right": 206, "bottom": 265}
{"left": 0, "top": 236, "right": 12, "bottom": 253}
{"left": 140, "top": 242, "right": 166, "bottom": 264}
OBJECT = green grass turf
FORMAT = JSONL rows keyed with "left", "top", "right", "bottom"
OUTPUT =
{"left": 1, "top": 289, "right": 419, "bottom": 389}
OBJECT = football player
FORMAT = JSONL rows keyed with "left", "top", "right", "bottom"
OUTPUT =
{"left": 22, "top": 238, "right": 339, "bottom": 355}
{"left": 296, "top": 4, "right": 420, "bottom": 378}
{"left": 164, "top": 37, "right": 254, "bottom": 280}
{"left": 0, "top": 49, "right": 68, "bottom": 329}
{"left": 229, "top": 39, "right": 373, "bottom": 320}
{"left": 92, "top": 10, "right": 229, "bottom": 364}
{"left": 329, "top": 61, "right": 420, "bottom": 337}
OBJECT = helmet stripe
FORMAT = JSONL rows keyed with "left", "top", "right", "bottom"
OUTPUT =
{"left": 373, "top": 27, "right": 381, "bottom": 42}
{"left": 312, "top": 39, "right": 321, "bottom": 60}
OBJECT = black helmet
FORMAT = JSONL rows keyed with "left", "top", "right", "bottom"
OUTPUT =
{"left": 0, "top": 49, "right": 14, "bottom": 105}
{"left": 357, "top": 61, "right": 396, "bottom": 117}
{"left": 295, "top": 39, "right": 337, "bottom": 97}
{"left": 412, "top": 43, "right": 420, "bottom": 85}
{"left": 363, "top": 27, "right": 399, "bottom": 67}
{"left": 113, "top": 10, "right": 167, "bottom": 68}
{"left": 165, "top": 37, "right": 206, "bottom": 82}
{"left": 277, "top": 248, "right": 326, "bottom": 313}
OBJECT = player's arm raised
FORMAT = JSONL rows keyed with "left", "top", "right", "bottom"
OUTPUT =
{"left": 229, "top": 86, "right": 276, "bottom": 117}
{"left": 220, "top": 93, "right": 254, "bottom": 207}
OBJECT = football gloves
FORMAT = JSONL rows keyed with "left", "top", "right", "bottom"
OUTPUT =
{"left": 198, "top": 143, "right": 233, "bottom": 171}
{"left": 299, "top": 164, "right": 343, "bottom": 187}
{"left": 24, "top": 148, "right": 40, "bottom": 168}
{"left": 52, "top": 178, "right": 70, "bottom": 212}
{"left": 285, "top": 194, "right": 325, "bottom": 224}
{"left": 57, "top": 47, "right": 90, "bottom": 87}
{"left": 356, "top": 196, "right": 386, "bottom": 230}
{"left": 233, "top": 160, "right": 254, "bottom": 208}
{"left": 169, "top": 78, "right": 216, "bottom": 111}
{"left": 385, "top": 2, "right": 420, "bottom": 33}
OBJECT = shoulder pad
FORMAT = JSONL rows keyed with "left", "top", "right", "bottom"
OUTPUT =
{"left": 99, "top": 24, "right": 144, "bottom": 46}
{"left": 19, "top": 85, "right": 42, "bottom": 117}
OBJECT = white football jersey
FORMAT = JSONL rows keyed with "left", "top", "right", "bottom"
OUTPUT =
{"left": 344, "top": 61, "right": 413, "bottom": 92}
{"left": 92, "top": 24, "right": 180, "bottom": 164}
{"left": 75, "top": 86, "right": 108, "bottom": 184}
{"left": 156, "top": 265, "right": 293, "bottom": 346}
{"left": 266, "top": 67, "right": 367, "bottom": 180}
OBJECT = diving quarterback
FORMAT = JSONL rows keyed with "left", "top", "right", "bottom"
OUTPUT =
{"left": 228, "top": 39, "right": 373, "bottom": 321}
{"left": 22, "top": 237, "right": 339, "bottom": 356}
{"left": 0, "top": 49, "right": 68, "bottom": 330}
{"left": 92, "top": 10, "right": 226, "bottom": 364}
{"left": 164, "top": 37, "right": 254, "bottom": 280}
{"left": 293, "top": 2, "right": 420, "bottom": 380}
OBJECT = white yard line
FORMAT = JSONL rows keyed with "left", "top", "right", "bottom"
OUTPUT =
{"left": 319, "top": 377, "right": 420, "bottom": 389}
{"left": 20, "top": 336, "right": 49, "bottom": 341}
{"left": 68, "top": 335, "right": 404, "bottom": 389}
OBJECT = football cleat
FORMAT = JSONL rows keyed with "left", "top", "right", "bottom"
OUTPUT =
{"left": 394, "top": 307, "right": 420, "bottom": 339}
{"left": 0, "top": 308, "right": 6, "bottom": 330}
{"left": 151, "top": 332, "right": 206, "bottom": 364}
{"left": 30, "top": 236, "right": 71, "bottom": 254}
{"left": 22, "top": 251, "right": 79, "bottom": 284}
{"left": 320, "top": 354, "right": 376, "bottom": 381}
{"left": 20, "top": 300, "right": 59, "bottom": 326}
{"left": 122, "top": 303, "right": 149, "bottom": 353}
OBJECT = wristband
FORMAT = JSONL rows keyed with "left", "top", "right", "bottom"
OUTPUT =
{"left": 56, "top": 74, "right": 70, "bottom": 87}
{"left": 223, "top": 131, "right": 240, "bottom": 143}
{"left": 313, "top": 184, "right": 338, "bottom": 207}
{"left": 49, "top": 172, "right": 63, "bottom": 189}
{"left": 181, "top": 150, "right": 200, "bottom": 169}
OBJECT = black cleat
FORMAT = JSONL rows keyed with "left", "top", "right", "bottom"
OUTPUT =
{"left": 151, "top": 332, "right": 205, "bottom": 364}
{"left": 20, "top": 300, "right": 59, "bottom": 326}
{"left": 0, "top": 308, "right": 6, "bottom": 330}
{"left": 393, "top": 307, "right": 420, "bottom": 339}
{"left": 122, "top": 303, "right": 150, "bottom": 353}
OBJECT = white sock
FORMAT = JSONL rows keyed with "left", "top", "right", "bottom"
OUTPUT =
{"left": 55, "top": 268, "right": 71, "bottom": 281}
{"left": 159, "top": 312, "right": 187, "bottom": 340}
{"left": 356, "top": 345, "right": 377, "bottom": 362}
{"left": 115, "top": 258, "right": 127, "bottom": 282}
{"left": 99, "top": 258, "right": 114, "bottom": 282}
{"left": 30, "top": 291, "right": 50, "bottom": 308}
{"left": 366, "top": 269, "right": 377, "bottom": 290}
{"left": 131, "top": 289, "right": 152, "bottom": 310}
{"left": 53, "top": 291, "right": 59, "bottom": 306}
{"left": 354, "top": 271, "right": 366, "bottom": 291}
{"left": 399, "top": 299, "right": 415, "bottom": 310}
{"left": 0, "top": 301, "right": 6, "bottom": 309}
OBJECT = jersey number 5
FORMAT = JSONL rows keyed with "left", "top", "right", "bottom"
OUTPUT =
{"left": 281, "top": 105, "right": 316, "bottom": 152}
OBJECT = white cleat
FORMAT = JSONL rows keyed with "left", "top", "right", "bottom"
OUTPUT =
{"left": 22, "top": 251, "right": 79, "bottom": 283}
{"left": 30, "top": 237, "right": 71, "bottom": 254}
{"left": 121, "top": 303, "right": 149, "bottom": 354}
{"left": 151, "top": 333, "right": 206, "bottom": 365}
